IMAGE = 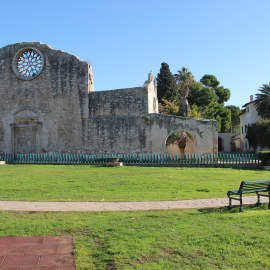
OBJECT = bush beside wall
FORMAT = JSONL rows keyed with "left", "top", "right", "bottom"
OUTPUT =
{"left": 258, "top": 151, "right": 270, "bottom": 166}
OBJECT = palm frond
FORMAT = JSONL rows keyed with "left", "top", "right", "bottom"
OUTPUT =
{"left": 254, "top": 83, "right": 270, "bottom": 116}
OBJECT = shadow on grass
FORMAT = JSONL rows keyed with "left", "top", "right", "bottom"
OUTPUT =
{"left": 194, "top": 203, "right": 269, "bottom": 215}
{"left": 230, "top": 167, "right": 265, "bottom": 172}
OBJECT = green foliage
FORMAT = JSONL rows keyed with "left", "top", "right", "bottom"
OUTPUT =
{"left": 157, "top": 63, "right": 179, "bottom": 104}
{"left": 227, "top": 105, "right": 241, "bottom": 123}
{"left": 188, "top": 83, "right": 218, "bottom": 109}
{"left": 200, "top": 74, "right": 220, "bottom": 88}
{"left": 258, "top": 151, "right": 270, "bottom": 165}
{"left": 158, "top": 98, "right": 179, "bottom": 115}
{"left": 254, "top": 83, "right": 270, "bottom": 117}
{"left": 166, "top": 131, "right": 182, "bottom": 146}
{"left": 217, "top": 105, "right": 231, "bottom": 132}
{"left": 246, "top": 119, "right": 270, "bottom": 149}
{"left": 215, "top": 86, "right": 231, "bottom": 103}
{"left": 188, "top": 79, "right": 231, "bottom": 132}
{"left": 142, "top": 115, "right": 150, "bottom": 121}
{"left": 200, "top": 75, "right": 230, "bottom": 103}
{"left": 186, "top": 104, "right": 202, "bottom": 119}
{"left": 156, "top": 64, "right": 233, "bottom": 130}
{"left": 227, "top": 105, "right": 241, "bottom": 136}
{"left": 158, "top": 99, "right": 202, "bottom": 119}
{"left": 174, "top": 67, "right": 196, "bottom": 99}
{"left": 246, "top": 123, "right": 258, "bottom": 148}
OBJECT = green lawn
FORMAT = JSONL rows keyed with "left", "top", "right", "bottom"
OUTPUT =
{"left": 1, "top": 206, "right": 270, "bottom": 269}
{"left": 0, "top": 164, "right": 269, "bottom": 201}
{"left": 1, "top": 165, "right": 270, "bottom": 269}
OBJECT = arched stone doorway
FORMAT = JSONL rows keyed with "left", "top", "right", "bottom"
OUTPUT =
{"left": 11, "top": 107, "right": 42, "bottom": 154}
{"left": 166, "top": 130, "right": 195, "bottom": 155}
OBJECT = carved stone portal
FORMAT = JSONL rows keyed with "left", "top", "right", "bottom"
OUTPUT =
{"left": 11, "top": 107, "right": 42, "bottom": 154}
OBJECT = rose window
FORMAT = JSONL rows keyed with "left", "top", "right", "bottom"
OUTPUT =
{"left": 16, "top": 50, "right": 43, "bottom": 77}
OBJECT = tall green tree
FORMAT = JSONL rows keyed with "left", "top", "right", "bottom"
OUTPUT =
{"left": 156, "top": 63, "right": 179, "bottom": 104}
{"left": 254, "top": 83, "right": 270, "bottom": 117}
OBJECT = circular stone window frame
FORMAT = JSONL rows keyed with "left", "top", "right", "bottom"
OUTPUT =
{"left": 12, "top": 47, "right": 45, "bottom": 81}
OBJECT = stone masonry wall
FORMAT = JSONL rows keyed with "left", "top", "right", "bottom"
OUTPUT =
{"left": 149, "top": 114, "right": 218, "bottom": 155}
{"left": 0, "top": 42, "right": 217, "bottom": 155}
{"left": 89, "top": 87, "right": 149, "bottom": 116}
{"left": 83, "top": 116, "right": 152, "bottom": 154}
{"left": 0, "top": 42, "right": 93, "bottom": 154}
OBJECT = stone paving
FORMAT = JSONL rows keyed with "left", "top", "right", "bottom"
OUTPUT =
{"left": 0, "top": 236, "right": 75, "bottom": 269}
{"left": 0, "top": 196, "right": 268, "bottom": 212}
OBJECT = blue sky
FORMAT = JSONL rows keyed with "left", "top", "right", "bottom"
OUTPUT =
{"left": 1, "top": 0, "right": 270, "bottom": 109}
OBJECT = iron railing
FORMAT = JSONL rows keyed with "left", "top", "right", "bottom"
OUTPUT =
{"left": 0, "top": 153, "right": 260, "bottom": 165}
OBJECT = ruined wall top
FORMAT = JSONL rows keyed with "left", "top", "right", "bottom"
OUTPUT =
{"left": 0, "top": 42, "right": 94, "bottom": 93}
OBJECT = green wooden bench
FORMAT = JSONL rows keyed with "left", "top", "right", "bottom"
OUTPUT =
{"left": 227, "top": 179, "right": 270, "bottom": 212}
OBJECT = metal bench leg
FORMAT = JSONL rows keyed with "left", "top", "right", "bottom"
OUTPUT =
{"left": 256, "top": 192, "right": 261, "bottom": 207}
{"left": 228, "top": 197, "right": 232, "bottom": 210}
{"left": 239, "top": 194, "right": 244, "bottom": 212}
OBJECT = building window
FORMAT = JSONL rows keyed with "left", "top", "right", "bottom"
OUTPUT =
{"left": 12, "top": 47, "right": 45, "bottom": 81}
{"left": 247, "top": 107, "right": 249, "bottom": 113}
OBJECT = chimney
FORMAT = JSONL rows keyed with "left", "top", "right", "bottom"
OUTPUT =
{"left": 250, "top": 95, "right": 253, "bottom": 102}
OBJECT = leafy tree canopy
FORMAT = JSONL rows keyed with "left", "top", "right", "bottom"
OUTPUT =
{"left": 200, "top": 74, "right": 220, "bottom": 88}
{"left": 158, "top": 98, "right": 201, "bottom": 119}
{"left": 226, "top": 105, "right": 241, "bottom": 135}
{"left": 226, "top": 105, "right": 241, "bottom": 122}
{"left": 188, "top": 75, "right": 231, "bottom": 132}
{"left": 215, "top": 86, "right": 231, "bottom": 103}
{"left": 217, "top": 105, "right": 231, "bottom": 133}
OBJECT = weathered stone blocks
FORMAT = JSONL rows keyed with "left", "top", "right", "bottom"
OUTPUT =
{"left": 0, "top": 42, "right": 217, "bottom": 155}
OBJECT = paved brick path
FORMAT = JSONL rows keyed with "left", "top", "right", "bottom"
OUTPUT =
{"left": 0, "top": 196, "right": 268, "bottom": 212}
{"left": 0, "top": 236, "right": 75, "bottom": 269}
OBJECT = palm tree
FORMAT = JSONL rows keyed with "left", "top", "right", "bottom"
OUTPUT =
{"left": 254, "top": 83, "right": 270, "bottom": 117}
{"left": 174, "top": 67, "right": 196, "bottom": 151}
{"left": 174, "top": 67, "right": 196, "bottom": 115}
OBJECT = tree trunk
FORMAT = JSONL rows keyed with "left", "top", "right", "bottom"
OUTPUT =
{"left": 177, "top": 131, "right": 187, "bottom": 155}
{"left": 179, "top": 98, "right": 191, "bottom": 116}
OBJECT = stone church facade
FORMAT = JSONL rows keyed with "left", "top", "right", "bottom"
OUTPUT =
{"left": 0, "top": 42, "right": 218, "bottom": 155}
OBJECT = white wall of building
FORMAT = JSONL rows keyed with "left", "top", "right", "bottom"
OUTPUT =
{"left": 218, "top": 133, "right": 231, "bottom": 152}
{"left": 239, "top": 97, "right": 261, "bottom": 152}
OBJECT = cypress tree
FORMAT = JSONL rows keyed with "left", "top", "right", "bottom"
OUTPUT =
{"left": 157, "top": 63, "right": 179, "bottom": 104}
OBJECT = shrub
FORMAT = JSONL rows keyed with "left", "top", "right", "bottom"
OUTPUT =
{"left": 246, "top": 119, "right": 270, "bottom": 149}
{"left": 258, "top": 151, "right": 270, "bottom": 165}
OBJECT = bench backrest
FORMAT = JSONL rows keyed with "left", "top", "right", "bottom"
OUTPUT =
{"left": 239, "top": 179, "right": 270, "bottom": 193}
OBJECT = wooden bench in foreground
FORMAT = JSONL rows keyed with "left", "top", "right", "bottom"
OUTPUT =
{"left": 227, "top": 179, "right": 270, "bottom": 212}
